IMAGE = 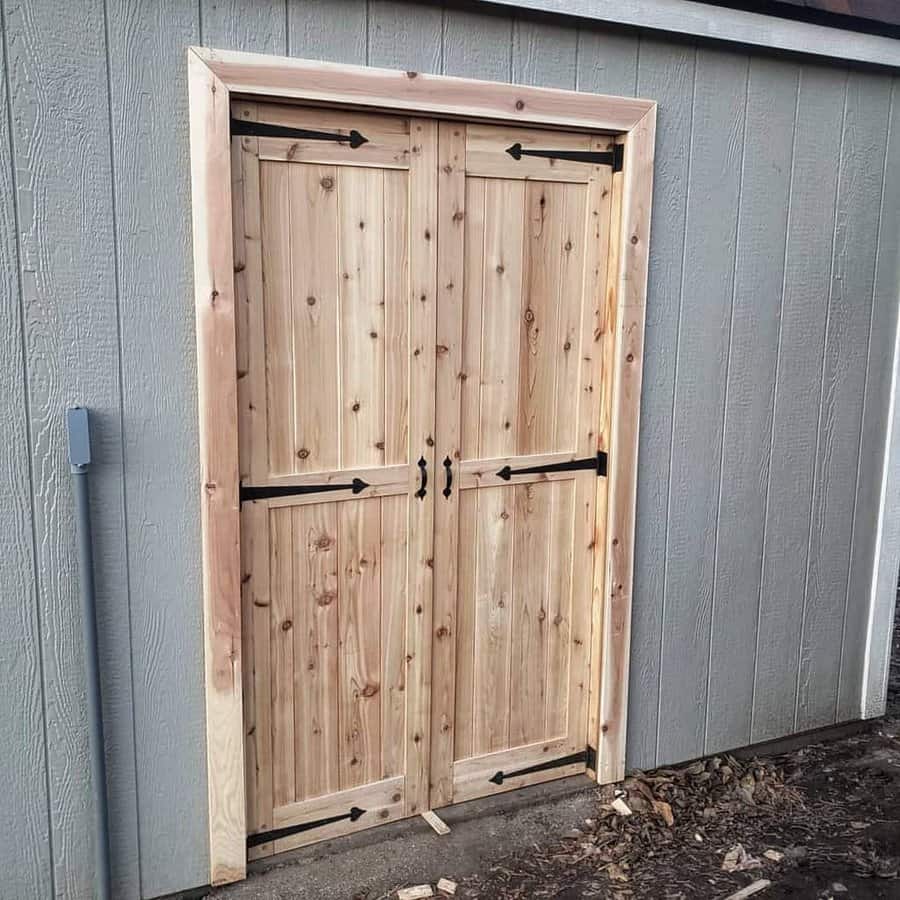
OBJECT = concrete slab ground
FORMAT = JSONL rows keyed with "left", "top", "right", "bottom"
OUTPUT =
{"left": 203, "top": 776, "right": 598, "bottom": 899}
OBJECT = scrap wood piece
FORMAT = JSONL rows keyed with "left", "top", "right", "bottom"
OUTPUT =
{"left": 421, "top": 810, "right": 451, "bottom": 836}
{"left": 437, "top": 878, "right": 457, "bottom": 895}
{"left": 722, "top": 879, "right": 771, "bottom": 900}
{"left": 398, "top": 887, "right": 434, "bottom": 900}
{"left": 611, "top": 797, "right": 632, "bottom": 817}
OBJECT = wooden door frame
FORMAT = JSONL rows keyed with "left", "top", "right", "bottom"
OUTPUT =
{"left": 187, "top": 45, "right": 656, "bottom": 886}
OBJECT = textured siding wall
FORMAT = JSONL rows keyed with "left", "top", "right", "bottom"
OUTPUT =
{"left": 0, "top": 1, "right": 897, "bottom": 897}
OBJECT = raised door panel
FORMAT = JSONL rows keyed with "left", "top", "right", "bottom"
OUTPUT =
{"left": 235, "top": 103, "right": 436, "bottom": 855}
{"left": 431, "top": 123, "right": 615, "bottom": 807}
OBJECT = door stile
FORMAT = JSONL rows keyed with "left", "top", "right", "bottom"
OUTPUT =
{"left": 430, "top": 121, "right": 467, "bottom": 809}
{"left": 580, "top": 138, "right": 618, "bottom": 777}
{"left": 405, "top": 118, "right": 439, "bottom": 817}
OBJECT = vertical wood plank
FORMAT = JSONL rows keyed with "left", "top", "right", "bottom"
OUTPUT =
{"left": 338, "top": 499, "right": 383, "bottom": 789}
{"left": 293, "top": 502, "right": 339, "bottom": 801}
{"left": 290, "top": 165, "right": 340, "bottom": 473}
{"left": 518, "top": 181, "right": 563, "bottom": 455}
{"left": 626, "top": 39, "right": 695, "bottom": 771}
{"left": 705, "top": 58, "right": 799, "bottom": 754}
{"left": 460, "top": 177, "right": 485, "bottom": 461}
{"left": 380, "top": 495, "right": 408, "bottom": 779}
{"left": 286, "top": 0, "right": 366, "bottom": 63}
{"left": 405, "top": 118, "right": 438, "bottom": 816}
{"left": 431, "top": 121, "right": 466, "bottom": 807}
{"left": 338, "top": 167, "right": 386, "bottom": 470}
{"left": 384, "top": 169, "right": 410, "bottom": 467}
{"left": 442, "top": 6, "right": 513, "bottom": 81}
{"left": 270, "top": 508, "right": 295, "bottom": 807}
{"left": 0, "top": 24, "right": 52, "bottom": 899}
{"left": 509, "top": 482, "right": 552, "bottom": 746}
{"left": 472, "top": 487, "right": 514, "bottom": 754}
{"left": 658, "top": 48, "right": 748, "bottom": 763}
{"left": 188, "top": 50, "right": 245, "bottom": 884}
{"left": 453, "top": 489, "right": 478, "bottom": 762}
{"left": 242, "top": 501, "right": 273, "bottom": 854}
{"left": 752, "top": 65, "right": 846, "bottom": 743}
{"left": 798, "top": 71, "right": 892, "bottom": 731}
{"left": 260, "top": 161, "right": 295, "bottom": 475}
{"left": 480, "top": 179, "right": 524, "bottom": 459}
{"left": 368, "top": 0, "right": 443, "bottom": 73}
{"left": 7, "top": 0, "right": 142, "bottom": 893}
{"left": 545, "top": 481, "right": 575, "bottom": 738}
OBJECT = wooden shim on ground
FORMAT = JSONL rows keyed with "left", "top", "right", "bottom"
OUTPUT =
{"left": 421, "top": 810, "right": 451, "bottom": 836}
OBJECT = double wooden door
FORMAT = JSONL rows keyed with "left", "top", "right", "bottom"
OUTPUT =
{"left": 233, "top": 101, "right": 616, "bottom": 857}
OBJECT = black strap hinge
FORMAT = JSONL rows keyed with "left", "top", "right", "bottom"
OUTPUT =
{"left": 241, "top": 478, "right": 369, "bottom": 503}
{"left": 489, "top": 747, "right": 594, "bottom": 785}
{"left": 231, "top": 117, "right": 369, "bottom": 148}
{"left": 247, "top": 806, "right": 365, "bottom": 848}
{"left": 506, "top": 142, "right": 623, "bottom": 171}
{"left": 497, "top": 451, "right": 607, "bottom": 481}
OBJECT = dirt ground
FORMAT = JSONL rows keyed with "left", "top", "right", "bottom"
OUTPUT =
{"left": 206, "top": 609, "right": 900, "bottom": 900}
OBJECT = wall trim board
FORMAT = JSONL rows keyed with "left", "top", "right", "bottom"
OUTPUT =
{"left": 188, "top": 45, "right": 656, "bottom": 885}
{"left": 472, "top": 0, "right": 900, "bottom": 69}
{"left": 863, "top": 297, "right": 900, "bottom": 718}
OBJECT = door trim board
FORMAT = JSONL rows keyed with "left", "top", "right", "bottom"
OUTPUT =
{"left": 187, "top": 47, "right": 656, "bottom": 886}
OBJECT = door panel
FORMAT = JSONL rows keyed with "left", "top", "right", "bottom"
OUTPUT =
{"left": 234, "top": 102, "right": 436, "bottom": 855}
{"left": 431, "top": 122, "right": 615, "bottom": 807}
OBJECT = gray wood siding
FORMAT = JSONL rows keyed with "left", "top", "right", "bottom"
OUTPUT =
{"left": 0, "top": 2, "right": 896, "bottom": 897}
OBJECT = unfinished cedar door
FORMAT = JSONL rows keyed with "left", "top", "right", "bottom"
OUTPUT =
{"left": 234, "top": 102, "right": 615, "bottom": 855}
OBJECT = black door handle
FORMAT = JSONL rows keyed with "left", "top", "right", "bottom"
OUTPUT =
{"left": 416, "top": 457, "right": 427, "bottom": 499}
{"left": 442, "top": 456, "right": 453, "bottom": 498}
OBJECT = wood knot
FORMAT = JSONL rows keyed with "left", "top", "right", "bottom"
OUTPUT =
{"left": 524, "top": 308, "right": 535, "bottom": 324}
{"left": 306, "top": 295, "right": 316, "bottom": 306}
{"left": 297, "top": 448, "right": 310, "bottom": 459}
{"left": 352, "top": 401, "right": 361, "bottom": 412}
{"left": 406, "top": 70, "right": 418, "bottom": 78}
{"left": 515, "top": 99, "right": 525, "bottom": 110}
{"left": 452, "top": 210, "right": 465, "bottom": 222}
{"left": 320, "top": 176, "right": 334, "bottom": 190}
{"left": 361, "top": 683, "right": 379, "bottom": 698}
{"left": 630, "top": 234, "right": 639, "bottom": 245}
{"left": 436, "top": 625, "right": 450, "bottom": 639}
{"left": 281, "top": 619, "right": 292, "bottom": 631}
{"left": 317, "top": 592, "right": 336, "bottom": 607}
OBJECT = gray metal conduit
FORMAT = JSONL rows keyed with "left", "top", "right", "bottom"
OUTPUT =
{"left": 66, "top": 407, "right": 111, "bottom": 900}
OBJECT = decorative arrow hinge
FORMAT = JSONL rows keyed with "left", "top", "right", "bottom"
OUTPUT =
{"left": 231, "top": 118, "right": 369, "bottom": 148}
{"left": 247, "top": 806, "right": 365, "bottom": 848}
{"left": 489, "top": 746, "right": 597, "bottom": 785}
{"left": 506, "top": 142, "right": 623, "bottom": 172}
{"left": 241, "top": 478, "right": 369, "bottom": 503}
{"left": 496, "top": 451, "right": 607, "bottom": 482}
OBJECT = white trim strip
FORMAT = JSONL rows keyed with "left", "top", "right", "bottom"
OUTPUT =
{"left": 476, "top": 0, "right": 900, "bottom": 69}
{"left": 862, "top": 300, "right": 900, "bottom": 718}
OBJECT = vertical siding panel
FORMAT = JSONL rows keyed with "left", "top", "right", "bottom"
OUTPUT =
{"left": 200, "top": 0, "right": 287, "bottom": 52}
{"left": 839, "top": 80, "right": 899, "bottom": 721}
{"left": 626, "top": 38, "right": 695, "bottom": 771}
{"left": 705, "top": 58, "right": 798, "bottom": 754}
{"left": 0, "top": 23, "right": 52, "bottom": 898}
{"left": 752, "top": 66, "right": 846, "bottom": 743}
{"left": 798, "top": 71, "right": 892, "bottom": 731}
{"left": 369, "top": 1, "right": 443, "bottom": 72}
{"left": 575, "top": 28, "right": 638, "bottom": 95}
{"left": 857, "top": 78, "right": 900, "bottom": 720}
{"left": 286, "top": 0, "right": 366, "bottom": 63}
{"left": 657, "top": 48, "right": 748, "bottom": 765}
{"left": 105, "top": 1, "right": 211, "bottom": 895}
{"left": 3, "top": 0, "right": 138, "bottom": 895}
{"left": 442, "top": 6, "right": 512, "bottom": 81}
{"left": 512, "top": 16, "right": 577, "bottom": 88}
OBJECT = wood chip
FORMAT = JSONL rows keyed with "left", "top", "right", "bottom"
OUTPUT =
{"left": 611, "top": 797, "right": 632, "bottom": 817}
{"left": 436, "top": 878, "right": 457, "bottom": 895}
{"left": 398, "top": 887, "right": 434, "bottom": 900}
{"left": 763, "top": 849, "right": 784, "bottom": 862}
{"left": 421, "top": 810, "right": 451, "bottom": 836}
{"left": 651, "top": 799, "right": 674, "bottom": 826}
{"left": 722, "top": 879, "right": 771, "bottom": 900}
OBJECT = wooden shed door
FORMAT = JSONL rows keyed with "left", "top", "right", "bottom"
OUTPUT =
{"left": 430, "top": 123, "right": 615, "bottom": 807}
{"left": 233, "top": 104, "right": 615, "bottom": 853}
{"left": 234, "top": 103, "right": 438, "bottom": 855}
